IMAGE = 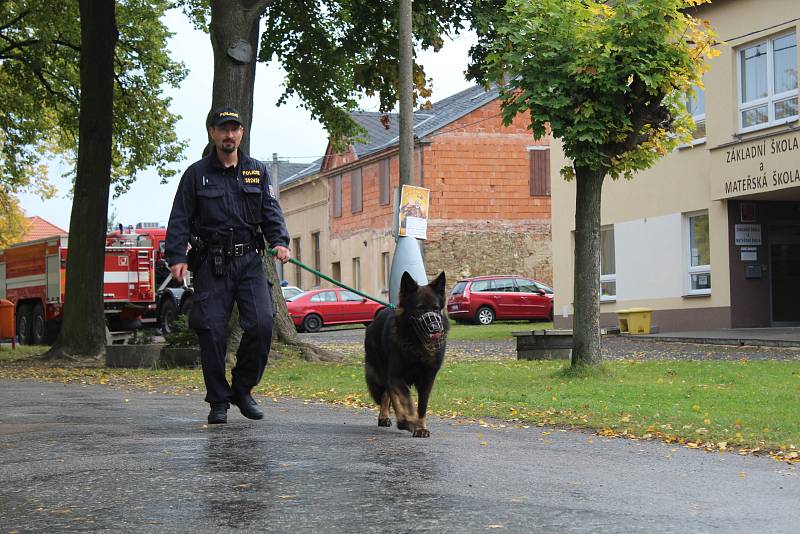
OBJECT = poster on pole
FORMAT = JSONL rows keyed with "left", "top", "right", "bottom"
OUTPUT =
{"left": 398, "top": 185, "right": 430, "bottom": 240}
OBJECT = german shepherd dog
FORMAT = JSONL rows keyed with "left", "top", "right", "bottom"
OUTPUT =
{"left": 364, "top": 271, "right": 448, "bottom": 438}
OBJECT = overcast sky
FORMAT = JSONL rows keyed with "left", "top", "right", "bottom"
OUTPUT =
{"left": 18, "top": 10, "right": 477, "bottom": 231}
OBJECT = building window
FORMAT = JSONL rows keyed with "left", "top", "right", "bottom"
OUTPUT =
{"left": 351, "top": 168, "right": 363, "bottom": 213}
{"left": 687, "top": 84, "right": 706, "bottom": 139}
{"left": 331, "top": 261, "right": 341, "bottom": 284}
{"left": 292, "top": 237, "right": 302, "bottom": 287}
{"left": 352, "top": 257, "right": 361, "bottom": 290}
{"left": 312, "top": 232, "right": 321, "bottom": 287}
{"left": 381, "top": 252, "right": 390, "bottom": 292}
{"left": 528, "top": 147, "right": 551, "bottom": 196}
{"left": 379, "top": 159, "right": 390, "bottom": 206}
{"left": 333, "top": 175, "right": 342, "bottom": 217}
{"left": 687, "top": 212, "right": 711, "bottom": 294}
{"left": 600, "top": 226, "right": 616, "bottom": 302}
{"left": 738, "top": 32, "right": 798, "bottom": 131}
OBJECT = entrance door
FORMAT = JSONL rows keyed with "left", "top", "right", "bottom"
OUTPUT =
{"left": 770, "top": 243, "right": 800, "bottom": 325}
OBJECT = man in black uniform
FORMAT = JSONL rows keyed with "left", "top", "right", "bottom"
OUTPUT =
{"left": 166, "top": 106, "right": 291, "bottom": 424}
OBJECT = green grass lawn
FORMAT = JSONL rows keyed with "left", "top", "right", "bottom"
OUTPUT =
{"left": 447, "top": 320, "right": 554, "bottom": 340}
{"left": 0, "top": 344, "right": 48, "bottom": 362}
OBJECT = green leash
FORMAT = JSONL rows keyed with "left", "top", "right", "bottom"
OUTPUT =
{"left": 268, "top": 248, "right": 396, "bottom": 309}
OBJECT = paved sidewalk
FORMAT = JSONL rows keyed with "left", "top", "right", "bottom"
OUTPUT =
{"left": 639, "top": 327, "right": 800, "bottom": 348}
{"left": 1, "top": 380, "right": 799, "bottom": 533}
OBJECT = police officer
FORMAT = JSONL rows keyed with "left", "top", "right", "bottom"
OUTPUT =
{"left": 165, "top": 106, "right": 291, "bottom": 424}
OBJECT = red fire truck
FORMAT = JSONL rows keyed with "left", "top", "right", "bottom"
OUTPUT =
{"left": 105, "top": 224, "right": 193, "bottom": 333}
{"left": 0, "top": 224, "right": 192, "bottom": 345}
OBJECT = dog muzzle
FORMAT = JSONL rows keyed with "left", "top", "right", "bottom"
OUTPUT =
{"left": 410, "top": 312, "right": 446, "bottom": 350}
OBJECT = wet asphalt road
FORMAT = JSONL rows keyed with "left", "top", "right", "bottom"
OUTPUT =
{"left": 1, "top": 380, "right": 798, "bottom": 533}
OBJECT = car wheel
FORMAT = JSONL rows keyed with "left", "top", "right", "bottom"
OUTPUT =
{"left": 302, "top": 313, "right": 322, "bottom": 333}
{"left": 475, "top": 306, "right": 495, "bottom": 325}
{"left": 159, "top": 298, "right": 177, "bottom": 335}
{"left": 31, "top": 303, "right": 46, "bottom": 345}
{"left": 16, "top": 303, "right": 32, "bottom": 345}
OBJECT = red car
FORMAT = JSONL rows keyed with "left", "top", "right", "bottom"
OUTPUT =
{"left": 286, "top": 288, "right": 386, "bottom": 333}
{"left": 446, "top": 275, "right": 554, "bottom": 325}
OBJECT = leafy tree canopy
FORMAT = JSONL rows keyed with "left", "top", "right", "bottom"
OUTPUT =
{"left": 0, "top": 0, "right": 188, "bottom": 199}
{"left": 0, "top": 192, "right": 30, "bottom": 247}
{"left": 174, "top": 0, "right": 471, "bottom": 141}
{"left": 475, "top": 0, "right": 718, "bottom": 179}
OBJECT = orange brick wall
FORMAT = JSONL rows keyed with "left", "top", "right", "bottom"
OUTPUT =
{"left": 325, "top": 99, "right": 553, "bottom": 288}
{"left": 329, "top": 100, "right": 550, "bottom": 236}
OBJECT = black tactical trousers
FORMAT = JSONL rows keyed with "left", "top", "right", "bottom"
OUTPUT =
{"left": 189, "top": 250, "right": 274, "bottom": 404}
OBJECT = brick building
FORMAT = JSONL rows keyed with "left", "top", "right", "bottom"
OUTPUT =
{"left": 312, "top": 84, "right": 552, "bottom": 299}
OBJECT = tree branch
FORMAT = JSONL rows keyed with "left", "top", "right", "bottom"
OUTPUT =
{"left": 0, "top": 38, "right": 40, "bottom": 58}
{"left": 0, "top": 10, "right": 31, "bottom": 33}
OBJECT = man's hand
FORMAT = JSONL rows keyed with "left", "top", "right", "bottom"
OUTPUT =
{"left": 170, "top": 262, "right": 189, "bottom": 283}
{"left": 273, "top": 245, "right": 291, "bottom": 264}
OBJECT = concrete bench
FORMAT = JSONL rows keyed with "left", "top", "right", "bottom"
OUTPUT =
{"left": 512, "top": 329, "right": 573, "bottom": 360}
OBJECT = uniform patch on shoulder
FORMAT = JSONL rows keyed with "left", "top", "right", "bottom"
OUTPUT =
{"left": 242, "top": 169, "right": 261, "bottom": 185}
{"left": 267, "top": 184, "right": 276, "bottom": 198}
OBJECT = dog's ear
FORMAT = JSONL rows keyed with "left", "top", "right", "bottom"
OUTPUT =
{"left": 430, "top": 271, "right": 446, "bottom": 298}
{"left": 399, "top": 271, "right": 419, "bottom": 302}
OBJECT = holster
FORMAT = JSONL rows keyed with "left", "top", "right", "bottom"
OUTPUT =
{"left": 187, "top": 236, "right": 207, "bottom": 272}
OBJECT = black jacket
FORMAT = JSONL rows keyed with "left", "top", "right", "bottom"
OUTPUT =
{"left": 165, "top": 149, "right": 290, "bottom": 265}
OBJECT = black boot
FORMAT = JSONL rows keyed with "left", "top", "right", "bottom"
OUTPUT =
{"left": 208, "top": 402, "right": 228, "bottom": 424}
{"left": 231, "top": 394, "right": 263, "bottom": 420}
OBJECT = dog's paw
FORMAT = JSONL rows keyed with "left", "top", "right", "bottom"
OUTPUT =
{"left": 378, "top": 418, "right": 392, "bottom": 427}
{"left": 396, "top": 420, "right": 410, "bottom": 431}
{"left": 412, "top": 428, "right": 430, "bottom": 438}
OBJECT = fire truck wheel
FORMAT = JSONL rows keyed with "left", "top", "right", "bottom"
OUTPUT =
{"left": 159, "top": 298, "right": 178, "bottom": 335}
{"left": 16, "top": 303, "right": 32, "bottom": 345}
{"left": 31, "top": 303, "right": 46, "bottom": 345}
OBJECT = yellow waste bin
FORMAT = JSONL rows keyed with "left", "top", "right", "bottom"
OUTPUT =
{"left": 617, "top": 308, "right": 652, "bottom": 335}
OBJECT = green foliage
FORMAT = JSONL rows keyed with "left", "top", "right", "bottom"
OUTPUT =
{"left": 174, "top": 0, "right": 471, "bottom": 142}
{"left": 475, "top": 0, "right": 718, "bottom": 180}
{"left": 0, "top": 193, "right": 31, "bottom": 247}
{"left": 164, "top": 315, "right": 200, "bottom": 348}
{"left": 0, "top": 0, "right": 187, "bottom": 199}
{"left": 128, "top": 329, "right": 156, "bottom": 345}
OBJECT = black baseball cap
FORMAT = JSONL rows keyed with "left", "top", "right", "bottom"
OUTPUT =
{"left": 210, "top": 106, "right": 243, "bottom": 127}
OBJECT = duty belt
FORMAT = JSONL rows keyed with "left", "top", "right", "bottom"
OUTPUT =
{"left": 226, "top": 241, "right": 257, "bottom": 257}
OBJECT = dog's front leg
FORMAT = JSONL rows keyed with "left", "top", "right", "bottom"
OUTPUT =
{"left": 412, "top": 377, "right": 434, "bottom": 438}
{"left": 378, "top": 391, "right": 392, "bottom": 427}
{"left": 387, "top": 384, "right": 417, "bottom": 432}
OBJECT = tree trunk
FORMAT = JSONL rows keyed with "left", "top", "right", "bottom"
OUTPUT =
{"left": 209, "top": 0, "right": 268, "bottom": 153}
{"left": 209, "top": 1, "right": 340, "bottom": 362}
{"left": 571, "top": 166, "right": 605, "bottom": 367}
{"left": 45, "top": 0, "right": 118, "bottom": 360}
{"left": 264, "top": 255, "right": 341, "bottom": 362}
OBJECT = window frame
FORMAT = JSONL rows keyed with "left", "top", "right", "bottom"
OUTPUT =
{"left": 379, "top": 159, "right": 390, "bottom": 206}
{"left": 332, "top": 175, "right": 342, "bottom": 218}
{"left": 600, "top": 225, "right": 616, "bottom": 302}
{"left": 686, "top": 83, "right": 706, "bottom": 142}
{"left": 351, "top": 168, "right": 363, "bottom": 213}
{"left": 528, "top": 146, "right": 551, "bottom": 196}
{"left": 685, "top": 211, "right": 711, "bottom": 296}
{"left": 737, "top": 31, "right": 798, "bottom": 133}
{"left": 311, "top": 231, "right": 321, "bottom": 287}
{"left": 352, "top": 257, "right": 361, "bottom": 290}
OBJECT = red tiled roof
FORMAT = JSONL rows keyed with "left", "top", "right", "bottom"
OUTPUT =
{"left": 23, "top": 216, "right": 68, "bottom": 241}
